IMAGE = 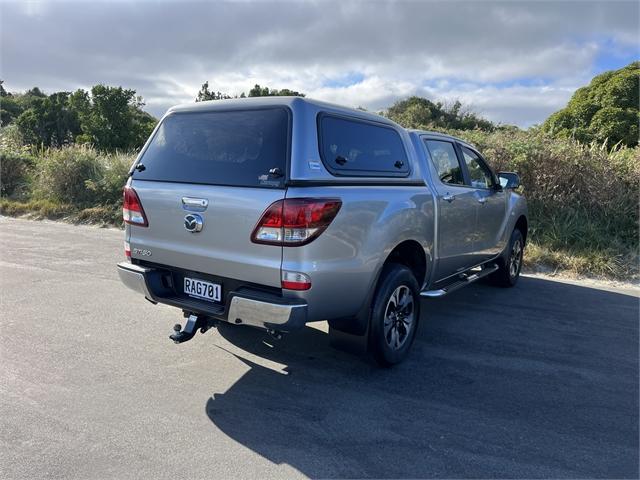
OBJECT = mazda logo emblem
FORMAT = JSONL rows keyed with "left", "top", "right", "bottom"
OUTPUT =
{"left": 184, "top": 213, "right": 203, "bottom": 233}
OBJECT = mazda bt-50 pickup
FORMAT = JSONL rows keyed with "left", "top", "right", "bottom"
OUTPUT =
{"left": 117, "top": 97, "right": 527, "bottom": 366}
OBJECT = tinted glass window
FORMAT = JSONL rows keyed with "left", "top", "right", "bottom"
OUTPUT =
{"left": 319, "top": 115, "right": 409, "bottom": 176}
{"left": 461, "top": 146, "right": 494, "bottom": 189}
{"left": 132, "top": 108, "right": 289, "bottom": 188}
{"left": 424, "top": 140, "right": 465, "bottom": 185}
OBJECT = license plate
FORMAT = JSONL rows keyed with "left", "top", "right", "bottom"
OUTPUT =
{"left": 184, "top": 277, "right": 221, "bottom": 302}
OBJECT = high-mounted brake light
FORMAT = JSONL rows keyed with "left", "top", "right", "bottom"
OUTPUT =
{"left": 251, "top": 198, "right": 342, "bottom": 246}
{"left": 123, "top": 186, "right": 148, "bottom": 227}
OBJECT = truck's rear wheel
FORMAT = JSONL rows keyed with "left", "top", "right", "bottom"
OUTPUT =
{"left": 369, "top": 264, "right": 420, "bottom": 366}
{"left": 490, "top": 228, "right": 524, "bottom": 287}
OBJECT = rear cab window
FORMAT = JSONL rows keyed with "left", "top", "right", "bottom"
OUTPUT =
{"left": 132, "top": 107, "right": 290, "bottom": 188}
{"left": 318, "top": 115, "right": 409, "bottom": 177}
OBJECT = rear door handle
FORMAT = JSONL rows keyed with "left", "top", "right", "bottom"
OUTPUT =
{"left": 477, "top": 197, "right": 487, "bottom": 204}
{"left": 442, "top": 194, "right": 455, "bottom": 203}
{"left": 182, "top": 197, "right": 209, "bottom": 211}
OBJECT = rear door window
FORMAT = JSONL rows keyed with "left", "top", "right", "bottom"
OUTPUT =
{"left": 318, "top": 115, "right": 409, "bottom": 176}
{"left": 132, "top": 108, "right": 290, "bottom": 188}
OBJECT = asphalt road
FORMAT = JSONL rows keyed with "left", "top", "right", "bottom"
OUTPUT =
{"left": 1, "top": 217, "right": 638, "bottom": 479}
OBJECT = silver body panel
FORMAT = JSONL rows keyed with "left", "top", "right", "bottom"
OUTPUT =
{"left": 409, "top": 130, "right": 527, "bottom": 285}
{"left": 283, "top": 185, "right": 434, "bottom": 321}
{"left": 120, "top": 97, "right": 527, "bottom": 328}
{"left": 127, "top": 182, "right": 285, "bottom": 288}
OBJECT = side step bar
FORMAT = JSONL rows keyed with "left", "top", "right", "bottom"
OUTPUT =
{"left": 420, "top": 264, "right": 499, "bottom": 298}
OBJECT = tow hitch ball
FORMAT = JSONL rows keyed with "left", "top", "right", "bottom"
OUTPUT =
{"left": 170, "top": 314, "right": 213, "bottom": 344}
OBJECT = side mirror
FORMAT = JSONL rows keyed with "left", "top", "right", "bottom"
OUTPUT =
{"left": 497, "top": 171, "right": 520, "bottom": 189}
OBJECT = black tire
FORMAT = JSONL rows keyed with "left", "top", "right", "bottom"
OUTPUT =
{"left": 369, "top": 263, "right": 421, "bottom": 367}
{"left": 490, "top": 228, "right": 524, "bottom": 287}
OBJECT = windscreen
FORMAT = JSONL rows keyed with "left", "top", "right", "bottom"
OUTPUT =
{"left": 132, "top": 108, "right": 289, "bottom": 188}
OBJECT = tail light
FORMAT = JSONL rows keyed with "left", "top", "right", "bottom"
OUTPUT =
{"left": 124, "top": 241, "right": 131, "bottom": 261}
{"left": 251, "top": 198, "right": 342, "bottom": 246}
{"left": 281, "top": 270, "right": 311, "bottom": 290}
{"left": 123, "top": 186, "right": 148, "bottom": 227}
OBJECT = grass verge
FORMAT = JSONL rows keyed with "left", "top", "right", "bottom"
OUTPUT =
{"left": 524, "top": 242, "right": 638, "bottom": 282}
{"left": 0, "top": 199, "right": 121, "bottom": 227}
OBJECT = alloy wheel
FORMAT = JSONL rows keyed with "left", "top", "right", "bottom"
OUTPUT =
{"left": 383, "top": 285, "right": 415, "bottom": 351}
{"left": 509, "top": 238, "right": 523, "bottom": 278}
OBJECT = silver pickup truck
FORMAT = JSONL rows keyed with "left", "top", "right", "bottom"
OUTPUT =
{"left": 117, "top": 97, "right": 527, "bottom": 366}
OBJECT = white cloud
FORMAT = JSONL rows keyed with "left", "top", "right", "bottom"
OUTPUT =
{"left": 1, "top": 0, "right": 638, "bottom": 126}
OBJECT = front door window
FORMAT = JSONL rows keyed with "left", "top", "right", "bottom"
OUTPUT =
{"left": 461, "top": 146, "right": 494, "bottom": 189}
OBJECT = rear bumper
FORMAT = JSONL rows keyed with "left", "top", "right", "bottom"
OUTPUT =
{"left": 116, "top": 262, "right": 307, "bottom": 331}
{"left": 117, "top": 262, "right": 154, "bottom": 297}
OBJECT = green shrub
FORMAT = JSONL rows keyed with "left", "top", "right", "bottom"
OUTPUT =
{"left": 451, "top": 128, "right": 639, "bottom": 279}
{"left": 0, "top": 125, "right": 35, "bottom": 199}
{"left": 34, "top": 145, "right": 104, "bottom": 205}
{"left": 455, "top": 129, "right": 638, "bottom": 242}
{"left": 0, "top": 148, "right": 35, "bottom": 198}
{"left": 84, "top": 151, "right": 134, "bottom": 206}
{"left": 33, "top": 144, "right": 134, "bottom": 207}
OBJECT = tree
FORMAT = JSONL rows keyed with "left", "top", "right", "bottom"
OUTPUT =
{"left": 0, "top": 82, "right": 45, "bottom": 126}
{"left": 384, "top": 96, "right": 495, "bottom": 131}
{"left": 25, "top": 87, "right": 46, "bottom": 98}
{"left": 49, "top": 92, "right": 81, "bottom": 146}
{"left": 247, "top": 84, "right": 305, "bottom": 97}
{"left": 543, "top": 61, "right": 639, "bottom": 147}
{"left": 74, "top": 85, "right": 157, "bottom": 150}
{"left": 195, "top": 81, "right": 231, "bottom": 102}
{"left": 8, "top": 84, "right": 157, "bottom": 150}
{"left": 15, "top": 91, "right": 81, "bottom": 147}
{"left": 1, "top": 95, "right": 23, "bottom": 126}
{"left": 248, "top": 84, "right": 270, "bottom": 97}
{"left": 130, "top": 107, "right": 157, "bottom": 149}
{"left": 80, "top": 85, "right": 136, "bottom": 150}
{"left": 195, "top": 82, "right": 305, "bottom": 101}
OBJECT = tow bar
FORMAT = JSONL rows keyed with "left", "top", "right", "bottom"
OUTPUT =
{"left": 169, "top": 313, "right": 285, "bottom": 344}
{"left": 169, "top": 314, "right": 214, "bottom": 344}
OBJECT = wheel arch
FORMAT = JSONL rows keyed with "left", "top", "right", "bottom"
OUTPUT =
{"left": 384, "top": 239, "right": 428, "bottom": 288}
{"left": 328, "top": 238, "right": 429, "bottom": 337}
{"left": 514, "top": 215, "right": 528, "bottom": 244}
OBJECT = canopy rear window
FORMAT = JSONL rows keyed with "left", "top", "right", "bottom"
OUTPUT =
{"left": 133, "top": 108, "right": 289, "bottom": 188}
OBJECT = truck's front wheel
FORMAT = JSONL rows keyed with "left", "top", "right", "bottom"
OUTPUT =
{"left": 490, "top": 228, "right": 525, "bottom": 287}
{"left": 369, "top": 264, "right": 420, "bottom": 366}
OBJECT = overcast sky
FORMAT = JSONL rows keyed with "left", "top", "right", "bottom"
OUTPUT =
{"left": 1, "top": 0, "right": 638, "bottom": 127}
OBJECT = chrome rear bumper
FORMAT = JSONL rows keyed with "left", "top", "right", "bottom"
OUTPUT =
{"left": 117, "top": 262, "right": 153, "bottom": 298}
{"left": 116, "top": 262, "right": 307, "bottom": 331}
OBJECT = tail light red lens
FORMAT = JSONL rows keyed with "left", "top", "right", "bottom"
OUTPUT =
{"left": 251, "top": 198, "right": 342, "bottom": 246}
{"left": 123, "top": 186, "right": 148, "bottom": 227}
{"left": 281, "top": 270, "right": 312, "bottom": 290}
